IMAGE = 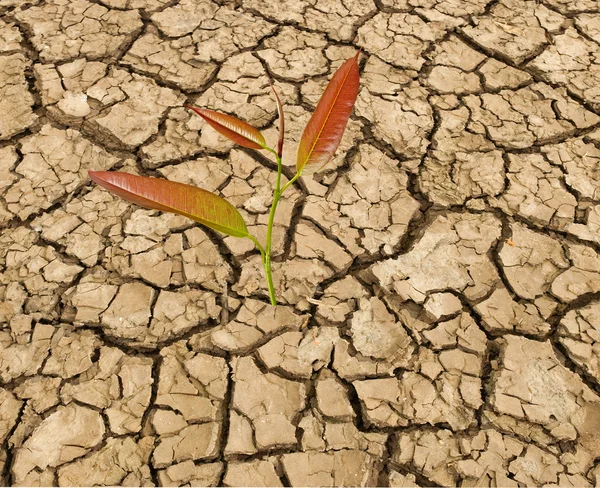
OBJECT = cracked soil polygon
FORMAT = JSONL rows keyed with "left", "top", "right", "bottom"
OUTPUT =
{"left": 15, "top": 0, "right": 142, "bottom": 63}
{"left": 2, "top": 0, "right": 600, "bottom": 486}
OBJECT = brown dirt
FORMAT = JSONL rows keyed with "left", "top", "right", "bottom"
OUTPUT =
{"left": 1, "top": 0, "right": 600, "bottom": 486}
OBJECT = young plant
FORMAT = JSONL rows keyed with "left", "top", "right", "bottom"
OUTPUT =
{"left": 89, "top": 52, "right": 360, "bottom": 306}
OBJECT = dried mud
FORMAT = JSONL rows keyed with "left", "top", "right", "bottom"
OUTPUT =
{"left": 0, "top": 0, "right": 600, "bottom": 486}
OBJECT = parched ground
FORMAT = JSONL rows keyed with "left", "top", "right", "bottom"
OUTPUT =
{"left": 0, "top": 0, "right": 600, "bottom": 486}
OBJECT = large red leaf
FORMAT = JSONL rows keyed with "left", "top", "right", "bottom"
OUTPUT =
{"left": 89, "top": 171, "right": 249, "bottom": 238}
{"left": 185, "top": 105, "right": 266, "bottom": 150}
{"left": 296, "top": 52, "right": 360, "bottom": 174}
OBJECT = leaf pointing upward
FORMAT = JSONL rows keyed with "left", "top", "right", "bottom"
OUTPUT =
{"left": 89, "top": 171, "right": 249, "bottom": 238}
{"left": 296, "top": 52, "right": 360, "bottom": 175}
{"left": 185, "top": 105, "right": 267, "bottom": 150}
{"left": 268, "top": 77, "right": 285, "bottom": 158}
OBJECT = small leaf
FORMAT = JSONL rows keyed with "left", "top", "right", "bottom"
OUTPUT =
{"left": 185, "top": 105, "right": 266, "bottom": 150}
{"left": 89, "top": 171, "right": 249, "bottom": 238}
{"left": 296, "top": 52, "right": 360, "bottom": 175}
{"left": 268, "top": 77, "right": 285, "bottom": 158}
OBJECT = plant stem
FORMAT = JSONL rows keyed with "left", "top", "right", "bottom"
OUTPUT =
{"left": 247, "top": 234, "right": 265, "bottom": 257}
{"left": 250, "top": 149, "right": 301, "bottom": 306}
{"left": 281, "top": 172, "right": 300, "bottom": 194}
{"left": 263, "top": 153, "right": 284, "bottom": 306}
{"left": 248, "top": 232, "right": 277, "bottom": 305}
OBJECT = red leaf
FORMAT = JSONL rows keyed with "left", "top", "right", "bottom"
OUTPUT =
{"left": 268, "top": 77, "right": 285, "bottom": 158}
{"left": 185, "top": 105, "right": 266, "bottom": 150}
{"left": 296, "top": 52, "right": 360, "bottom": 174}
{"left": 89, "top": 171, "right": 248, "bottom": 238}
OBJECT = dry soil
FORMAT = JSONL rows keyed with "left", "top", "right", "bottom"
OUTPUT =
{"left": 0, "top": 0, "right": 600, "bottom": 486}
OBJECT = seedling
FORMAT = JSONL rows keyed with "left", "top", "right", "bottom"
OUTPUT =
{"left": 89, "top": 52, "right": 360, "bottom": 306}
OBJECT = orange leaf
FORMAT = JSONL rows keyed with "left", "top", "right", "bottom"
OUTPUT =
{"left": 89, "top": 171, "right": 248, "bottom": 238}
{"left": 185, "top": 105, "right": 266, "bottom": 150}
{"left": 296, "top": 52, "right": 360, "bottom": 174}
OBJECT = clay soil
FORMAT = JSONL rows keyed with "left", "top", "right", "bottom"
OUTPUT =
{"left": 1, "top": 0, "right": 600, "bottom": 486}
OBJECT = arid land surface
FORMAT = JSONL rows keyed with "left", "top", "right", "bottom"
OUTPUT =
{"left": 0, "top": 0, "right": 600, "bottom": 486}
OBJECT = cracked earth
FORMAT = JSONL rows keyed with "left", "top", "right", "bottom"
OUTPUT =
{"left": 0, "top": 0, "right": 600, "bottom": 486}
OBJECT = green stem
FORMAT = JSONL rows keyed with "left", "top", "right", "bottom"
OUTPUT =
{"left": 254, "top": 148, "right": 302, "bottom": 306}
{"left": 248, "top": 232, "right": 277, "bottom": 305}
{"left": 280, "top": 172, "right": 300, "bottom": 194}
{"left": 247, "top": 234, "right": 265, "bottom": 257}
{"left": 263, "top": 153, "right": 284, "bottom": 306}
